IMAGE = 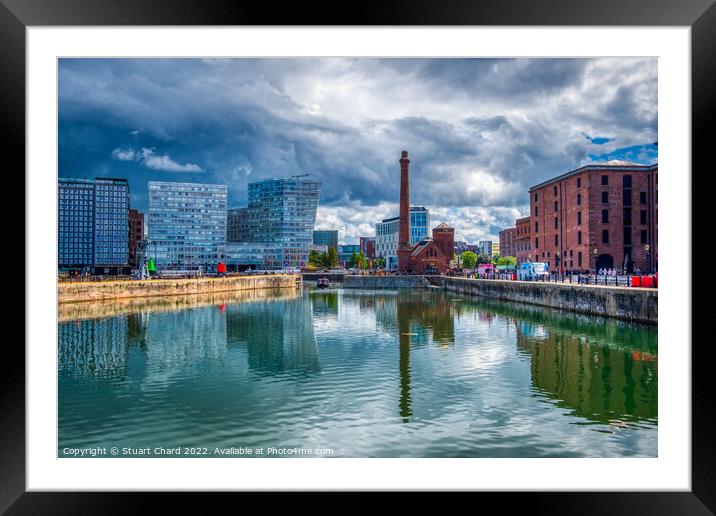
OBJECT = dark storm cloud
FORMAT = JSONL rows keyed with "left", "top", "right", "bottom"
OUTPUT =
{"left": 58, "top": 57, "right": 657, "bottom": 242}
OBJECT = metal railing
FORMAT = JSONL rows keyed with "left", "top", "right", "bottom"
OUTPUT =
{"left": 452, "top": 271, "right": 657, "bottom": 288}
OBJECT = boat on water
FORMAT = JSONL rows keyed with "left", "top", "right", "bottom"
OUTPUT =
{"left": 317, "top": 277, "right": 330, "bottom": 289}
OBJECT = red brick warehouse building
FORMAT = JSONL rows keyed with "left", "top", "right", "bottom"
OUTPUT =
{"left": 529, "top": 160, "right": 657, "bottom": 274}
{"left": 514, "top": 216, "right": 531, "bottom": 265}
{"left": 499, "top": 227, "right": 517, "bottom": 258}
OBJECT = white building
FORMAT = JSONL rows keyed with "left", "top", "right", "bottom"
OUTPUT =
{"left": 375, "top": 206, "right": 430, "bottom": 269}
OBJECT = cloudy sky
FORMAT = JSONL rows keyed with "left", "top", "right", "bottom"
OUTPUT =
{"left": 58, "top": 58, "right": 657, "bottom": 244}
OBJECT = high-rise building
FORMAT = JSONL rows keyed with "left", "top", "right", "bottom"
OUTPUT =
{"left": 231, "top": 178, "right": 321, "bottom": 268}
{"left": 128, "top": 209, "right": 145, "bottom": 269}
{"left": 148, "top": 181, "right": 227, "bottom": 271}
{"left": 529, "top": 160, "right": 657, "bottom": 273}
{"left": 58, "top": 177, "right": 130, "bottom": 274}
{"left": 93, "top": 178, "right": 130, "bottom": 270}
{"left": 375, "top": 207, "right": 430, "bottom": 269}
{"left": 313, "top": 230, "right": 338, "bottom": 250}
{"left": 58, "top": 178, "right": 96, "bottom": 271}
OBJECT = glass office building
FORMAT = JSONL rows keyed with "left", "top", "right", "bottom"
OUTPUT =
{"left": 313, "top": 230, "right": 338, "bottom": 250}
{"left": 94, "top": 178, "right": 130, "bottom": 267}
{"left": 58, "top": 178, "right": 96, "bottom": 270}
{"left": 58, "top": 177, "right": 130, "bottom": 273}
{"left": 236, "top": 178, "right": 321, "bottom": 268}
{"left": 375, "top": 206, "right": 430, "bottom": 269}
{"left": 148, "top": 181, "right": 227, "bottom": 271}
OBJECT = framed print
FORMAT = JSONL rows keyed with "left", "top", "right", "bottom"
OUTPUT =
{"left": 3, "top": 0, "right": 712, "bottom": 512}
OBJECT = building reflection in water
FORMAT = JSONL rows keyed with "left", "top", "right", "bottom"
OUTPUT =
{"left": 309, "top": 290, "right": 339, "bottom": 318}
{"left": 58, "top": 288, "right": 313, "bottom": 378}
{"left": 226, "top": 296, "right": 320, "bottom": 376}
{"left": 515, "top": 318, "right": 658, "bottom": 425}
{"left": 375, "top": 291, "right": 457, "bottom": 422}
{"left": 58, "top": 317, "right": 130, "bottom": 377}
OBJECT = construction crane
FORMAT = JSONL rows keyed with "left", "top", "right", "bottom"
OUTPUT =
{"left": 290, "top": 173, "right": 311, "bottom": 179}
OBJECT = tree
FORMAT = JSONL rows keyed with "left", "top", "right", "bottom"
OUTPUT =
{"left": 461, "top": 251, "right": 478, "bottom": 269}
{"left": 325, "top": 246, "right": 339, "bottom": 268}
{"left": 308, "top": 249, "right": 323, "bottom": 266}
{"left": 349, "top": 251, "right": 360, "bottom": 268}
{"left": 358, "top": 251, "right": 368, "bottom": 269}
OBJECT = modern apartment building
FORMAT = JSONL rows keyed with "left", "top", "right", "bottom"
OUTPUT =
{"left": 58, "top": 177, "right": 130, "bottom": 274}
{"left": 148, "top": 181, "right": 227, "bottom": 271}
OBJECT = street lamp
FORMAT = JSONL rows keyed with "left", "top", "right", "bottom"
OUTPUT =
{"left": 592, "top": 247, "right": 598, "bottom": 274}
{"left": 644, "top": 244, "right": 650, "bottom": 273}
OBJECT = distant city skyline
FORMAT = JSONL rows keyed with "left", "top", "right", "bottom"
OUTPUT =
{"left": 59, "top": 57, "right": 657, "bottom": 243}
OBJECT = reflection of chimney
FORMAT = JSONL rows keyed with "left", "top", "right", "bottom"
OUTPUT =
{"left": 397, "top": 151, "right": 412, "bottom": 271}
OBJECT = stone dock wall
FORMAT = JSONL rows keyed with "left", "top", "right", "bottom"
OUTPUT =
{"left": 58, "top": 274, "right": 300, "bottom": 304}
{"left": 441, "top": 277, "right": 657, "bottom": 324}
{"left": 343, "top": 275, "right": 430, "bottom": 289}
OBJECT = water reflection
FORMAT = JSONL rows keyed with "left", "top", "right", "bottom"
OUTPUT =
{"left": 58, "top": 288, "right": 657, "bottom": 457}
{"left": 58, "top": 317, "right": 129, "bottom": 377}
{"left": 58, "top": 288, "right": 316, "bottom": 379}
{"left": 226, "top": 296, "right": 320, "bottom": 376}
{"left": 309, "top": 290, "right": 339, "bottom": 318}
{"left": 515, "top": 323, "right": 657, "bottom": 424}
{"left": 449, "top": 296, "right": 658, "bottom": 425}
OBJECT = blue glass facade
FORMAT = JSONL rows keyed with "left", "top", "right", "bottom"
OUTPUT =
{"left": 237, "top": 178, "right": 321, "bottom": 268}
{"left": 94, "top": 178, "right": 130, "bottom": 266}
{"left": 339, "top": 244, "right": 361, "bottom": 265}
{"left": 58, "top": 178, "right": 96, "bottom": 269}
{"left": 148, "top": 181, "right": 227, "bottom": 271}
{"left": 313, "top": 230, "right": 338, "bottom": 250}
{"left": 58, "top": 177, "right": 129, "bottom": 271}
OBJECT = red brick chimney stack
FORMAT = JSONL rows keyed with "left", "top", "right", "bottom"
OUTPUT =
{"left": 397, "top": 150, "right": 412, "bottom": 271}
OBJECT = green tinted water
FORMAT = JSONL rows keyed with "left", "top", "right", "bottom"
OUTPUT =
{"left": 58, "top": 288, "right": 657, "bottom": 457}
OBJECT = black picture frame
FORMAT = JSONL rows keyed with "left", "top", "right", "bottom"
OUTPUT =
{"left": 3, "top": 0, "right": 711, "bottom": 512}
